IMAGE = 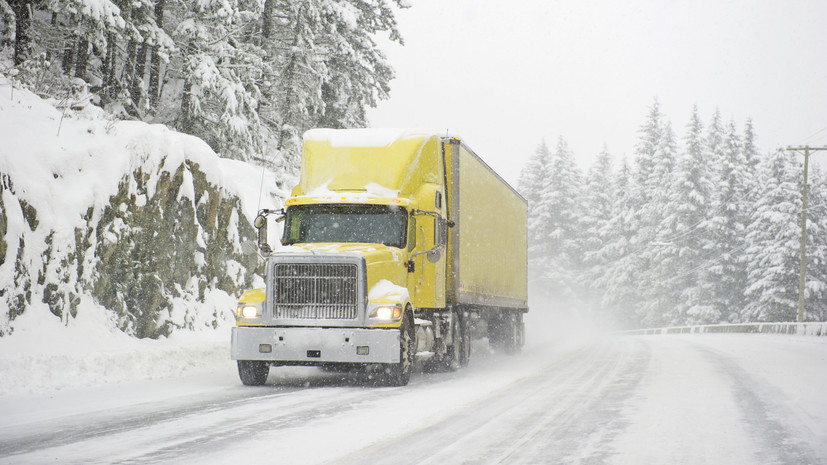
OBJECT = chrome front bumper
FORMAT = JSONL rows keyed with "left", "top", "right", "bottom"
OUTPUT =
{"left": 231, "top": 326, "right": 400, "bottom": 364}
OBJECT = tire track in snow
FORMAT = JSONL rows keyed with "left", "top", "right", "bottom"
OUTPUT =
{"left": 494, "top": 338, "right": 650, "bottom": 464}
{"left": 333, "top": 338, "right": 650, "bottom": 465}
{"left": 0, "top": 375, "right": 389, "bottom": 464}
{"left": 694, "top": 344, "right": 823, "bottom": 465}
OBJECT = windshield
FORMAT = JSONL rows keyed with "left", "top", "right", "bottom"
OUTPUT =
{"left": 283, "top": 204, "right": 408, "bottom": 248}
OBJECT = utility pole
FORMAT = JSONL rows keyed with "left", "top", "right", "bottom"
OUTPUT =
{"left": 785, "top": 146, "right": 827, "bottom": 322}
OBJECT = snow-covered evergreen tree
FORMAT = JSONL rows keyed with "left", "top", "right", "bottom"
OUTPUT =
{"left": 624, "top": 100, "right": 682, "bottom": 326}
{"left": 519, "top": 140, "right": 553, "bottom": 255}
{"left": 657, "top": 105, "right": 715, "bottom": 324}
{"left": 545, "top": 137, "right": 585, "bottom": 280}
{"left": 317, "top": 0, "right": 402, "bottom": 130}
{"left": 45, "top": 0, "right": 126, "bottom": 78}
{"left": 705, "top": 108, "right": 725, "bottom": 167}
{"left": 595, "top": 157, "right": 641, "bottom": 327}
{"left": 581, "top": 146, "right": 615, "bottom": 315}
{"left": 256, "top": 0, "right": 405, "bottom": 181}
{"left": 806, "top": 167, "right": 827, "bottom": 321}
{"left": 742, "top": 119, "right": 761, "bottom": 194}
{"left": 173, "top": 0, "right": 266, "bottom": 162}
{"left": 522, "top": 137, "right": 584, "bottom": 299}
{"left": 703, "top": 120, "right": 749, "bottom": 322}
{"left": 743, "top": 149, "right": 802, "bottom": 321}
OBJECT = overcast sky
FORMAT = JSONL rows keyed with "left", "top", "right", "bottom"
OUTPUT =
{"left": 366, "top": 0, "right": 827, "bottom": 186}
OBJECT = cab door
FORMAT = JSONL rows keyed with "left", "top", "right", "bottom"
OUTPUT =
{"left": 408, "top": 191, "right": 447, "bottom": 309}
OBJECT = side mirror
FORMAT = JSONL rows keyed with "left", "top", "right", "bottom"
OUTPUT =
{"left": 254, "top": 213, "right": 271, "bottom": 254}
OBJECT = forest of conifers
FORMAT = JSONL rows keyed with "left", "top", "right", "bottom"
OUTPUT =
{"left": 2, "top": 0, "right": 405, "bottom": 185}
{"left": 519, "top": 102, "right": 827, "bottom": 328}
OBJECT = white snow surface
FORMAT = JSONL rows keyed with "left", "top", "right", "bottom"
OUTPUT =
{"left": 0, "top": 329, "right": 825, "bottom": 464}
{"left": 304, "top": 181, "right": 402, "bottom": 201}
{"left": 0, "top": 74, "right": 283, "bottom": 234}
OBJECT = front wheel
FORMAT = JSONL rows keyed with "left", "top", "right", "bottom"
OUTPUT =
{"left": 384, "top": 313, "right": 414, "bottom": 386}
{"left": 238, "top": 360, "right": 269, "bottom": 386}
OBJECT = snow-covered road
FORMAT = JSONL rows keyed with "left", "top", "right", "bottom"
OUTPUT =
{"left": 1, "top": 334, "right": 825, "bottom": 465}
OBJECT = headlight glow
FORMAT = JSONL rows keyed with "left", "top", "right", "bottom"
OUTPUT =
{"left": 239, "top": 305, "right": 260, "bottom": 319}
{"left": 376, "top": 306, "right": 393, "bottom": 320}
{"left": 371, "top": 305, "right": 402, "bottom": 320}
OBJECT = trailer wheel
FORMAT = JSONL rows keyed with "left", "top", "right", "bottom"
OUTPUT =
{"left": 238, "top": 360, "right": 269, "bottom": 386}
{"left": 384, "top": 312, "right": 414, "bottom": 386}
{"left": 489, "top": 311, "right": 521, "bottom": 354}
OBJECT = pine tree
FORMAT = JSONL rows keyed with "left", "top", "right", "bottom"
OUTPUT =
{"left": 596, "top": 157, "right": 641, "bottom": 327}
{"left": 519, "top": 140, "right": 553, "bottom": 281}
{"left": 581, "top": 146, "right": 615, "bottom": 314}
{"left": 742, "top": 119, "right": 761, "bottom": 187}
{"left": 45, "top": 0, "right": 127, "bottom": 81}
{"left": 806, "top": 167, "right": 827, "bottom": 321}
{"left": 257, "top": 0, "right": 405, "bottom": 178}
{"left": 627, "top": 100, "right": 680, "bottom": 326}
{"left": 524, "top": 137, "right": 584, "bottom": 299}
{"left": 659, "top": 105, "right": 715, "bottom": 324}
{"left": 743, "top": 149, "right": 802, "bottom": 321}
{"left": 641, "top": 120, "right": 680, "bottom": 325}
{"left": 706, "top": 108, "right": 725, "bottom": 167}
{"left": 704, "top": 120, "right": 749, "bottom": 322}
{"left": 174, "top": 0, "right": 267, "bottom": 161}
{"left": 317, "top": 0, "right": 403, "bottom": 129}
{"left": 546, "top": 137, "right": 585, "bottom": 276}
{"left": 519, "top": 140, "right": 553, "bottom": 248}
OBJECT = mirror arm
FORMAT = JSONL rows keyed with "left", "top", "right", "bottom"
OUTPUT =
{"left": 410, "top": 245, "right": 445, "bottom": 263}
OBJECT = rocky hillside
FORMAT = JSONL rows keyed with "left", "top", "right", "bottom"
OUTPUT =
{"left": 0, "top": 76, "right": 286, "bottom": 338}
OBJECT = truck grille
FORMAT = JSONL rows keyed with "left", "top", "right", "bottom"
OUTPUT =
{"left": 273, "top": 263, "right": 359, "bottom": 319}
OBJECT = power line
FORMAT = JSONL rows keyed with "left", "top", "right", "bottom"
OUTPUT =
{"left": 797, "top": 125, "right": 827, "bottom": 146}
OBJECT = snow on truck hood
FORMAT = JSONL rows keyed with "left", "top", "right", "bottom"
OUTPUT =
{"left": 286, "top": 182, "right": 408, "bottom": 207}
{"left": 368, "top": 279, "right": 410, "bottom": 302}
{"left": 272, "top": 243, "right": 404, "bottom": 262}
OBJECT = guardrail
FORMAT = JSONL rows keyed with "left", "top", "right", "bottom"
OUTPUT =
{"left": 618, "top": 322, "right": 827, "bottom": 337}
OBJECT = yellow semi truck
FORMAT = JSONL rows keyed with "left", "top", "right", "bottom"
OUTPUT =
{"left": 231, "top": 129, "right": 528, "bottom": 386}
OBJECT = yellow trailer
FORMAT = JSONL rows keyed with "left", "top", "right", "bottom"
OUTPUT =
{"left": 231, "top": 129, "right": 528, "bottom": 386}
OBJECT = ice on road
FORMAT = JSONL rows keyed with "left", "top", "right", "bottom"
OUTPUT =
{"left": 0, "top": 334, "right": 824, "bottom": 464}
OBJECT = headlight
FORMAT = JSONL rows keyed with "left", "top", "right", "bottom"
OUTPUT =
{"left": 369, "top": 305, "right": 402, "bottom": 321}
{"left": 237, "top": 304, "right": 261, "bottom": 319}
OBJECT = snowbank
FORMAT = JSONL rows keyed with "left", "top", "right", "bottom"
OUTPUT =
{"left": 0, "top": 299, "right": 232, "bottom": 395}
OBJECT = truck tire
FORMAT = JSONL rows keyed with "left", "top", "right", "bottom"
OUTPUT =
{"left": 426, "top": 312, "right": 461, "bottom": 373}
{"left": 238, "top": 360, "right": 269, "bottom": 386}
{"left": 489, "top": 312, "right": 520, "bottom": 354}
{"left": 384, "top": 313, "right": 414, "bottom": 386}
